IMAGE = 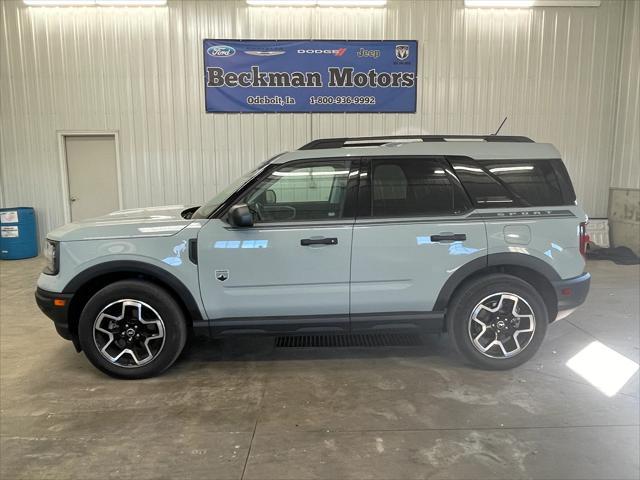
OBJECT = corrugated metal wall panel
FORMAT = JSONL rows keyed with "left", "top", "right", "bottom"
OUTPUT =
{"left": 0, "top": 0, "right": 630, "bottom": 242}
{"left": 611, "top": 0, "right": 639, "bottom": 190}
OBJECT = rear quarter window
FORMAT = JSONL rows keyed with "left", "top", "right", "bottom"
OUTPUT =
{"left": 451, "top": 157, "right": 576, "bottom": 208}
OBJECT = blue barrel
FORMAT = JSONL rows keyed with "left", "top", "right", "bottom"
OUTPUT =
{"left": 0, "top": 207, "right": 38, "bottom": 260}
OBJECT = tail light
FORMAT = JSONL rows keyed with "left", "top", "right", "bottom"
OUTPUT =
{"left": 579, "top": 222, "right": 590, "bottom": 255}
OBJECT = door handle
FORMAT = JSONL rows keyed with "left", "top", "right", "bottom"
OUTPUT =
{"left": 70, "top": 196, "right": 77, "bottom": 203}
{"left": 430, "top": 233, "right": 466, "bottom": 242}
{"left": 300, "top": 237, "right": 338, "bottom": 246}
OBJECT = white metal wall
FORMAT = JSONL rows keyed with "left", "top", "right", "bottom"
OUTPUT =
{"left": 611, "top": 0, "right": 639, "bottom": 190}
{"left": 0, "top": 0, "right": 631, "bottom": 241}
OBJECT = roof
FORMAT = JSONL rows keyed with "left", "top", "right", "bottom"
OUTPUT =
{"left": 272, "top": 139, "right": 561, "bottom": 164}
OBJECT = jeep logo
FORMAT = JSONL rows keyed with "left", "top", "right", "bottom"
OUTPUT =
{"left": 357, "top": 48, "right": 380, "bottom": 59}
{"left": 207, "top": 45, "right": 236, "bottom": 57}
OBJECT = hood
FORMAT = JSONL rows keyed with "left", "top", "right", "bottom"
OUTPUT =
{"left": 48, "top": 205, "right": 197, "bottom": 242}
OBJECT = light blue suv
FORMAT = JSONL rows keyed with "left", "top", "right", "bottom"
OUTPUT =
{"left": 36, "top": 135, "right": 591, "bottom": 378}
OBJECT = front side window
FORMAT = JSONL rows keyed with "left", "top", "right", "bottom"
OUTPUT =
{"left": 239, "top": 159, "right": 351, "bottom": 223}
{"left": 193, "top": 161, "right": 271, "bottom": 219}
{"left": 364, "top": 158, "right": 470, "bottom": 218}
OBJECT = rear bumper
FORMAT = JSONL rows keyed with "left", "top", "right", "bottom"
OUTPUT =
{"left": 35, "top": 287, "right": 75, "bottom": 341}
{"left": 552, "top": 272, "right": 591, "bottom": 321}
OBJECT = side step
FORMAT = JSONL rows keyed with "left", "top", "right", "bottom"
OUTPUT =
{"left": 274, "top": 333, "right": 423, "bottom": 348}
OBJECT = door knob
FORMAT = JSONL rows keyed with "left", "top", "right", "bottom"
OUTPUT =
{"left": 70, "top": 196, "right": 77, "bottom": 202}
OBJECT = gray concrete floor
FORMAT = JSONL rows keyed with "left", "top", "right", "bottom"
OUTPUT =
{"left": 1, "top": 258, "right": 639, "bottom": 480}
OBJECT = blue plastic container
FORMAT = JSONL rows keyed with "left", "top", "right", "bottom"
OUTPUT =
{"left": 0, "top": 207, "right": 38, "bottom": 260}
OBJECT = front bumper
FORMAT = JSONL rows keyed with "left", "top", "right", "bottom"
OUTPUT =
{"left": 35, "top": 287, "right": 75, "bottom": 341}
{"left": 552, "top": 272, "right": 591, "bottom": 321}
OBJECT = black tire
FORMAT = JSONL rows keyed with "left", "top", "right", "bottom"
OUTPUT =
{"left": 446, "top": 273, "right": 548, "bottom": 370}
{"left": 78, "top": 280, "right": 187, "bottom": 379}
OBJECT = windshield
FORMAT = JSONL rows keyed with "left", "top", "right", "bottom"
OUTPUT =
{"left": 192, "top": 163, "right": 268, "bottom": 219}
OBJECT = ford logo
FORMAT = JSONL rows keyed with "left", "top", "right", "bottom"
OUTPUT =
{"left": 207, "top": 45, "right": 236, "bottom": 57}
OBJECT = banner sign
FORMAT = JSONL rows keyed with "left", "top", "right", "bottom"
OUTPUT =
{"left": 203, "top": 40, "right": 418, "bottom": 113}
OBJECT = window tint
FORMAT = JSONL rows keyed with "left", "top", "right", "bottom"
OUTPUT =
{"left": 241, "top": 160, "right": 351, "bottom": 222}
{"left": 450, "top": 158, "right": 515, "bottom": 208}
{"left": 476, "top": 159, "right": 570, "bottom": 207}
{"left": 450, "top": 157, "right": 575, "bottom": 208}
{"left": 367, "top": 158, "right": 469, "bottom": 217}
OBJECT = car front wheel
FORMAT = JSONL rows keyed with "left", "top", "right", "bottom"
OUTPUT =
{"left": 447, "top": 274, "right": 548, "bottom": 370}
{"left": 78, "top": 280, "right": 187, "bottom": 379}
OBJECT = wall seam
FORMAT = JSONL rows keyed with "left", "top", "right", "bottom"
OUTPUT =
{"left": 608, "top": 0, "right": 628, "bottom": 195}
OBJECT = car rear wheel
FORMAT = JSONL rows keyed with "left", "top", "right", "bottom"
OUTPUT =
{"left": 446, "top": 274, "right": 548, "bottom": 370}
{"left": 78, "top": 280, "right": 187, "bottom": 379}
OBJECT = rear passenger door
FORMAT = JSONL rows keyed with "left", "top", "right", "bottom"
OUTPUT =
{"left": 349, "top": 157, "right": 487, "bottom": 325}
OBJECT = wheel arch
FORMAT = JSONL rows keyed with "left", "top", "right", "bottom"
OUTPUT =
{"left": 435, "top": 253, "right": 559, "bottom": 323}
{"left": 63, "top": 261, "right": 205, "bottom": 342}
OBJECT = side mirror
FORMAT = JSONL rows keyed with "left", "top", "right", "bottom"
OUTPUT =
{"left": 228, "top": 204, "right": 253, "bottom": 227}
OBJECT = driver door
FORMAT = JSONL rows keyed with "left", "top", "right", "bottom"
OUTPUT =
{"left": 197, "top": 158, "right": 357, "bottom": 333}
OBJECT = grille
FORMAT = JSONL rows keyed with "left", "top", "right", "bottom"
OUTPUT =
{"left": 274, "top": 333, "right": 423, "bottom": 348}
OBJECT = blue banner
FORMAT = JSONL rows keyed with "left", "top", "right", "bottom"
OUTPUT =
{"left": 203, "top": 40, "right": 418, "bottom": 113}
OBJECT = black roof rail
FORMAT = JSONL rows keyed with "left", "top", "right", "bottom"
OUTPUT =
{"left": 299, "top": 135, "right": 534, "bottom": 150}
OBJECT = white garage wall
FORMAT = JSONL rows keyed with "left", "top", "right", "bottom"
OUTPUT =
{"left": 0, "top": 0, "right": 631, "bottom": 242}
{"left": 611, "top": 0, "right": 639, "bottom": 190}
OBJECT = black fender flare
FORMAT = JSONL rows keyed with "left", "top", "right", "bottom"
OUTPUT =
{"left": 63, "top": 260, "right": 205, "bottom": 323}
{"left": 433, "top": 253, "right": 561, "bottom": 311}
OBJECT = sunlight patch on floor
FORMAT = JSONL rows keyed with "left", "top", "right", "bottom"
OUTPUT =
{"left": 566, "top": 341, "right": 639, "bottom": 397}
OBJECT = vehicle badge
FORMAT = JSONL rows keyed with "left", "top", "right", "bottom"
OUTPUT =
{"left": 215, "top": 269, "right": 229, "bottom": 282}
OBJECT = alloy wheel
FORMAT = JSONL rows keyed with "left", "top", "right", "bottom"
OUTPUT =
{"left": 93, "top": 299, "right": 166, "bottom": 368}
{"left": 467, "top": 292, "right": 536, "bottom": 359}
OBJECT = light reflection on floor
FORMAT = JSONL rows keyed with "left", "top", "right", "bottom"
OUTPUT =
{"left": 566, "top": 340, "right": 639, "bottom": 397}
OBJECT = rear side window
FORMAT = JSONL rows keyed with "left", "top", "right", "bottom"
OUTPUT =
{"left": 363, "top": 158, "right": 470, "bottom": 217}
{"left": 450, "top": 157, "right": 576, "bottom": 208}
{"left": 478, "top": 159, "right": 573, "bottom": 206}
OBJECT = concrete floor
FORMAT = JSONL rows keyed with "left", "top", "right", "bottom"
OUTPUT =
{"left": 1, "top": 258, "right": 638, "bottom": 480}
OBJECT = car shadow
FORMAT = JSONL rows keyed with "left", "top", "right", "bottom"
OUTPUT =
{"left": 176, "top": 331, "right": 456, "bottom": 364}
{"left": 38, "top": 331, "right": 463, "bottom": 383}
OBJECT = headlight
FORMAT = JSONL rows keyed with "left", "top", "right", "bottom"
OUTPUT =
{"left": 43, "top": 239, "right": 59, "bottom": 275}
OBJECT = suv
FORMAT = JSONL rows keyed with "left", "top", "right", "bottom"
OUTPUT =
{"left": 36, "top": 135, "right": 590, "bottom": 379}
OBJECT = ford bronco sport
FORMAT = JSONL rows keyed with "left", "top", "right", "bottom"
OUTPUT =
{"left": 36, "top": 135, "right": 591, "bottom": 379}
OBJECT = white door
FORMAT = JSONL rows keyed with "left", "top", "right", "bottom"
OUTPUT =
{"left": 65, "top": 135, "right": 119, "bottom": 221}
